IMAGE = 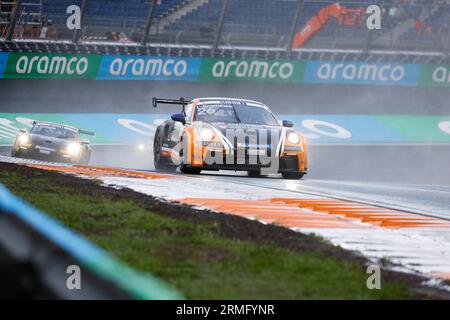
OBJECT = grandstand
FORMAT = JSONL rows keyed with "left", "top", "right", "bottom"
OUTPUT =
{"left": 0, "top": 0, "right": 449, "bottom": 63}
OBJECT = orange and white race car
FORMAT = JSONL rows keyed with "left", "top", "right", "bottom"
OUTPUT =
{"left": 152, "top": 97, "right": 307, "bottom": 179}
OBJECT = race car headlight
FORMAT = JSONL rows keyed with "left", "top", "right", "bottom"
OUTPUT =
{"left": 66, "top": 142, "right": 81, "bottom": 156}
{"left": 287, "top": 131, "right": 300, "bottom": 144}
{"left": 201, "top": 128, "right": 214, "bottom": 141}
{"left": 18, "top": 134, "right": 30, "bottom": 145}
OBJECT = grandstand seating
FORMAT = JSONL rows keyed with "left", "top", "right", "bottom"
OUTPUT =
{"left": 0, "top": 0, "right": 448, "bottom": 53}
{"left": 38, "top": 0, "right": 188, "bottom": 39}
{"left": 162, "top": 0, "right": 413, "bottom": 48}
{"left": 166, "top": 0, "right": 446, "bottom": 50}
{"left": 399, "top": 5, "right": 450, "bottom": 51}
{"left": 41, "top": 0, "right": 185, "bottom": 23}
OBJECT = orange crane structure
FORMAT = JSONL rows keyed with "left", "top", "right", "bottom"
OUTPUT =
{"left": 291, "top": 2, "right": 366, "bottom": 49}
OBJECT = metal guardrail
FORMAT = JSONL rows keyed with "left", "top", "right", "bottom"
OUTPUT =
{"left": 0, "top": 182, "right": 183, "bottom": 299}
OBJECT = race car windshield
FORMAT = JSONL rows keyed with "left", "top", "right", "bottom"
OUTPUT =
{"left": 195, "top": 104, "right": 279, "bottom": 126}
{"left": 31, "top": 125, "right": 78, "bottom": 139}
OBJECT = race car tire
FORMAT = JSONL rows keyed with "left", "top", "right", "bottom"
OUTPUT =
{"left": 11, "top": 147, "right": 23, "bottom": 158}
{"left": 281, "top": 172, "right": 304, "bottom": 180}
{"left": 79, "top": 150, "right": 91, "bottom": 165}
{"left": 247, "top": 170, "right": 262, "bottom": 178}
{"left": 180, "top": 164, "right": 201, "bottom": 175}
{"left": 154, "top": 128, "right": 176, "bottom": 172}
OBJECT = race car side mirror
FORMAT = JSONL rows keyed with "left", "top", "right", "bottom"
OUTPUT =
{"left": 171, "top": 113, "right": 186, "bottom": 125}
{"left": 282, "top": 120, "right": 294, "bottom": 128}
{"left": 19, "top": 128, "right": 26, "bottom": 133}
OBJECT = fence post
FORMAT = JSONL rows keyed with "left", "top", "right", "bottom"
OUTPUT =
{"left": 72, "top": 0, "right": 88, "bottom": 43}
{"left": 142, "top": 0, "right": 156, "bottom": 46}
{"left": 445, "top": 27, "right": 449, "bottom": 53}
{"left": 213, "top": 0, "right": 229, "bottom": 49}
{"left": 365, "top": 29, "right": 373, "bottom": 52}
{"left": 287, "top": 0, "right": 305, "bottom": 52}
{"left": 6, "top": 0, "right": 22, "bottom": 40}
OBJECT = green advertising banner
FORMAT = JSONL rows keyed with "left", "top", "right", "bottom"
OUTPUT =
{"left": 419, "top": 64, "right": 450, "bottom": 87}
{"left": 199, "top": 58, "right": 307, "bottom": 83}
{"left": 2, "top": 52, "right": 450, "bottom": 87}
{"left": 3, "top": 52, "right": 102, "bottom": 79}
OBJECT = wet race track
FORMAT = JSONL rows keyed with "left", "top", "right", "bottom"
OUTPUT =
{"left": 1, "top": 143, "right": 450, "bottom": 288}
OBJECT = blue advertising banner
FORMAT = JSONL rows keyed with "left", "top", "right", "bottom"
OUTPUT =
{"left": 97, "top": 55, "right": 202, "bottom": 80}
{"left": 0, "top": 52, "right": 9, "bottom": 78}
{"left": 304, "top": 61, "right": 420, "bottom": 86}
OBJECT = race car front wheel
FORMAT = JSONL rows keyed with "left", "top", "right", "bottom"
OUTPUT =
{"left": 79, "top": 150, "right": 91, "bottom": 165}
{"left": 247, "top": 170, "right": 262, "bottom": 178}
{"left": 154, "top": 128, "right": 176, "bottom": 172}
{"left": 281, "top": 172, "right": 305, "bottom": 180}
{"left": 11, "top": 147, "right": 21, "bottom": 158}
{"left": 180, "top": 164, "right": 201, "bottom": 174}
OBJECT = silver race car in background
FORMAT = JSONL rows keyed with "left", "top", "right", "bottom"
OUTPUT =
{"left": 12, "top": 121, "right": 95, "bottom": 164}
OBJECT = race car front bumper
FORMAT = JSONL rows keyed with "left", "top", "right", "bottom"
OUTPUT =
{"left": 15, "top": 146, "right": 79, "bottom": 163}
{"left": 189, "top": 147, "right": 306, "bottom": 174}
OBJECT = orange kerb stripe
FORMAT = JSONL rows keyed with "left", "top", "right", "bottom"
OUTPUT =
{"left": 179, "top": 198, "right": 367, "bottom": 229}
{"left": 270, "top": 198, "right": 450, "bottom": 229}
{"left": 23, "top": 164, "right": 110, "bottom": 176}
{"left": 432, "top": 273, "right": 450, "bottom": 280}
{"left": 178, "top": 197, "right": 450, "bottom": 229}
{"left": 73, "top": 165, "right": 176, "bottom": 179}
{"left": 20, "top": 163, "right": 177, "bottom": 180}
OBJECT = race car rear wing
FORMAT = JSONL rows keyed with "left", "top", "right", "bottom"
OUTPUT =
{"left": 152, "top": 97, "right": 189, "bottom": 109}
{"left": 31, "top": 120, "right": 95, "bottom": 136}
{"left": 79, "top": 129, "right": 95, "bottom": 136}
